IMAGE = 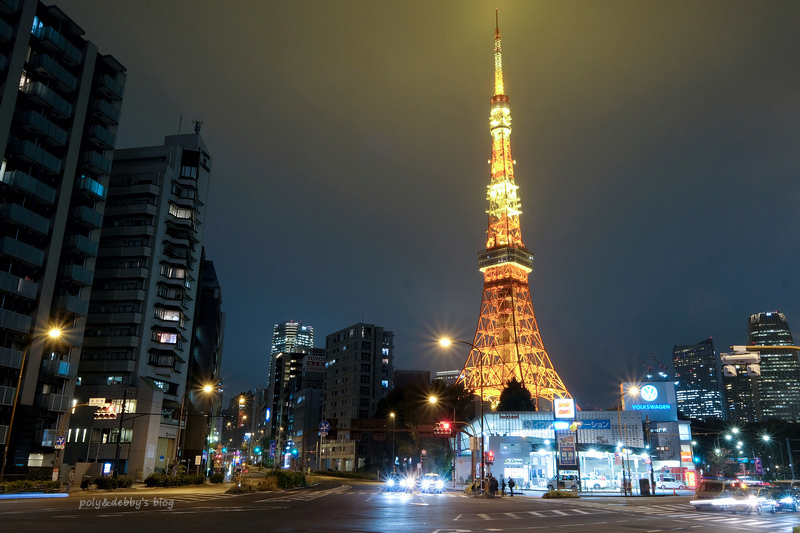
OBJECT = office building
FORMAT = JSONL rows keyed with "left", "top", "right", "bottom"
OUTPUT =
{"left": 67, "top": 132, "right": 212, "bottom": 480}
{"left": 672, "top": 338, "right": 725, "bottom": 421}
{"left": 271, "top": 321, "right": 313, "bottom": 355}
{"left": 266, "top": 321, "right": 314, "bottom": 441}
{"left": 749, "top": 312, "right": 800, "bottom": 422}
{"left": 434, "top": 369, "right": 461, "bottom": 386}
{"left": 0, "top": 0, "right": 125, "bottom": 475}
{"left": 321, "top": 322, "right": 394, "bottom": 471}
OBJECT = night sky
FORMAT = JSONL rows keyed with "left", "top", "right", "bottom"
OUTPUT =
{"left": 58, "top": 1, "right": 800, "bottom": 409}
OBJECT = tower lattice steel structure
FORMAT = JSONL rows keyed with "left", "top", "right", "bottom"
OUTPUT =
{"left": 459, "top": 15, "right": 571, "bottom": 409}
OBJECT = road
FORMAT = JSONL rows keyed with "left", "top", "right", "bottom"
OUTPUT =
{"left": 1, "top": 478, "right": 798, "bottom": 532}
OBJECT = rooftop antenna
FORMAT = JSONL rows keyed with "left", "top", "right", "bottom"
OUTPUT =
{"left": 193, "top": 117, "right": 203, "bottom": 133}
{"left": 178, "top": 114, "right": 182, "bottom": 134}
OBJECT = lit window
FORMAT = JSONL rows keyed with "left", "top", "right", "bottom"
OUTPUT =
{"left": 155, "top": 331, "right": 178, "bottom": 344}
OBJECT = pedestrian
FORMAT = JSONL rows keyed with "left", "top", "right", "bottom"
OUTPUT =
{"left": 508, "top": 477, "right": 515, "bottom": 496}
{"left": 501, "top": 478, "right": 506, "bottom": 496}
{"left": 490, "top": 475, "right": 498, "bottom": 496}
{"left": 66, "top": 468, "right": 75, "bottom": 492}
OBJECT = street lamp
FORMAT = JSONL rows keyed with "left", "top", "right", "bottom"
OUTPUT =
{"left": 616, "top": 385, "right": 639, "bottom": 496}
{"left": 389, "top": 412, "right": 396, "bottom": 473}
{"left": 439, "top": 337, "right": 487, "bottom": 492}
{"left": 1, "top": 326, "right": 62, "bottom": 481}
{"left": 174, "top": 384, "right": 216, "bottom": 464}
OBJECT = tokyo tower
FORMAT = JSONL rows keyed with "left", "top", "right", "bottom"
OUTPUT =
{"left": 459, "top": 13, "right": 571, "bottom": 409}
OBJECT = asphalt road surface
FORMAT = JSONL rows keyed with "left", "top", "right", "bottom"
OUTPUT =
{"left": 1, "top": 478, "right": 799, "bottom": 532}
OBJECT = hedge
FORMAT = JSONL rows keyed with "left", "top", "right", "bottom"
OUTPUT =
{"left": 94, "top": 476, "right": 134, "bottom": 490}
{"left": 143, "top": 473, "right": 206, "bottom": 487}
{"left": 0, "top": 479, "right": 61, "bottom": 494}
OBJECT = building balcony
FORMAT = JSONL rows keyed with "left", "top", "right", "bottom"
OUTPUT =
{"left": 53, "top": 293, "right": 88, "bottom": 317}
{"left": 40, "top": 359, "right": 77, "bottom": 380}
{"left": 0, "top": 347, "right": 23, "bottom": 370}
{"left": 0, "top": 0, "right": 19, "bottom": 16}
{"left": 81, "top": 336, "right": 139, "bottom": 349}
{"left": 0, "top": 385, "right": 15, "bottom": 406}
{"left": 0, "top": 236, "right": 45, "bottom": 267}
{"left": 96, "top": 74, "right": 124, "bottom": 101}
{"left": 0, "top": 16, "right": 11, "bottom": 42}
{"left": 86, "top": 124, "right": 116, "bottom": 151}
{"left": 78, "top": 359, "right": 136, "bottom": 374}
{"left": 60, "top": 263, "right": 93, "bottom": 287}
{"left": 0, "top": 202, "right": 50, "bottom": 235}
{"left": 93, "top": 267, "right": 147, "bottom": 280}
{"left": 18, "top": 109, "right": 68, "bottom": 147}
{"left": 98, "top": 246, "right": 152, "bottom": 259}
{"left": 9, "top": 139, "right": 62, "bottom": 175}
{"left": 36, "top": 392, "right": 72, "bottom": 413}
{"left": 103, "top": 204, "right": 157, "bottom": 218}
{"left": 32, "top": 25, "right": 82, "bottom": 66}
{"left": 90, "top": 99, "right": 120, "bottom": 125}
{"left": 0, "top": 270, "right": 38, "bottom": 300}
{"left": 0, "top": 170, "right": 56, "bottom": 205}
{"left": 0, "top": 425, "right": 6, "bottom": 445}
{"left": 71, "top": 205, "right": 103, "bottom": 229}
{"left": 67, "top": 234, "right": 99, "bottom": 258}
{"left": 88, "top": 289, "right": 145, "bottom": 302}
{"left": 99, "top": 226, "right": 155, "bottom": 238}
{"left": 0, "top": 308, "right": 32, "bottom": 334}
{"left": 21, "top": 80, "right": 73, "bottom": 119}
{"left": 81, "top": 150, "right": 112, "bottom": 176}
{"left": 28, "top": 53, "right": 78, "bottom": 92}
{"left": 75, "top": 175, "right": 106, "bottom": 201}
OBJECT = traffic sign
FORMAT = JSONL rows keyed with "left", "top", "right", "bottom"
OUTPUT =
{"left": 319, "top": 421, "right": 330, "bottom": 437}
{"left": 54, "top": 436, "right": 66, "bottom": 450}
{"left": 89, "top": 398, "right": 106, "bottom": 406}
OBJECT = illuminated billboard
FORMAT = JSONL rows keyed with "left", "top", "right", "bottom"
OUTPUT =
{"left": 554, "top": 398, "right": 575, "bottom": 419}
{"left": 621, "top": 381, "right": 677, "bottom": 422}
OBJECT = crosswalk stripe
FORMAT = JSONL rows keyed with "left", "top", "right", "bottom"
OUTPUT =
{"left": 569, "top": 508, "right": 591, "bottom": 514}
{"left": 503, "top": 513, "right": 521, "bottom": 519}
{"left": 526, "top": 511, "right": 545, "bottom": 517}
{"left": 551, "top": 510, "right": 568, "bottom": 515}
{"left": 477, "top": 513, "right": 494, "bottom": 520}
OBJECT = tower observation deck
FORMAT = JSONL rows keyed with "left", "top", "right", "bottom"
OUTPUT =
{"left": 459, "top": 13, "right": 571, "bottom": 409}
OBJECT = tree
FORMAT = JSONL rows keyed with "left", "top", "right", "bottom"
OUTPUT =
{"left": 496, "top": 377, "right": 536, "bottom": 411}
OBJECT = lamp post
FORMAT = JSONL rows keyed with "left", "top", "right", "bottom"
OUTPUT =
{"left": 439, "top": 338, "right": 489, "bottom": 493}
{"left": 429, "top": 395, "right": 458, "bottom": 489}
{"left": 1, "top": 327, "right": 62, "bottom": 481}
{"left": 389, "top": 412, "right": 396, "bottom": 473}
{"left": 616, "top": 385, "right": 639, "bottom": 496}
{"left": 174, "top": 384, "right": 215, "bottom": 465}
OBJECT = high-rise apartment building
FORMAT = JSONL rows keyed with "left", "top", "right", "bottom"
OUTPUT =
{"left": 321, "top": 322, "right": 393, "bottom": 471}
{"left": 672, "top": 338, "right": 725, "bottom": 421}
{"left": 67, "top": 132, "right": 212, "bottom": 479}
{"left": 749, "top": 312, "right": 800, "bottom": 422}
{"left": 0, "top": 0, "right": 125, "bottom": 475}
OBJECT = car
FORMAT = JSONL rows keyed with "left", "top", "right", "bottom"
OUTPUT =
{"left": 724, "top": 487, "right": 778, "bottom": 515}
{"left": 385, "top": 473, "right": 405, "bottom": 492}
{"left": 547, "top": 474, "right": 580, "bottom": 491}
{"left": 658, "top": 476, "right": 686, "bottom": 490}
{"left": 420, "top": 473, "right": 444, "bottom": 493}
{"left": 582, "top": 476, "right": 609, "bottom": 489}
{"left": 691, "top": 479, "right": 744, "bottom": 511}
{"left": 772, "top": 488, "right": 800, "bottom": 512}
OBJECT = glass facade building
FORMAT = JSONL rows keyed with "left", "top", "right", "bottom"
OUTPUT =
{"left": 672, "top": 338, "right": 725, "bottom": 421}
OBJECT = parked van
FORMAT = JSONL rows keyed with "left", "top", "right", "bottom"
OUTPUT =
{"left": 658, "top": 476, "right": 686, "bottom": 490}
{"left": 691, "top": 479, "right": 744, "bottom": 511}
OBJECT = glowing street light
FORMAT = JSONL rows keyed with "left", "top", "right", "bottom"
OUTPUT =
{"left": 1, "top": 327, "right": 63, "bottom": 481}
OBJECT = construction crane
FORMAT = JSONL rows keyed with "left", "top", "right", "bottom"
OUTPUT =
{"left": 636, "top": 353, "right": 653, "bottom": 379}
{"left": 650, "top": 352, "right": 670, "bottom": 379}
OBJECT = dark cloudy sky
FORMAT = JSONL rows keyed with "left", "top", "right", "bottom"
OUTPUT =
{"left": 59, "top": 1, "right": 800, "bottom": 409}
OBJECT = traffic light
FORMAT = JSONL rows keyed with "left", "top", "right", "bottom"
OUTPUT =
{"left": 434, "top": 421, "right": 451, "bottom": 435}
{"left": 291, "top": 448, "right": 299, "bottom": 457}
{"left": 254, "top": 446, "right": 262, "bottom": 454}
{"left": 484, "top": 451, "right": 494, "bottom": 465}
{"left": 94, "top": 405, "right": 117, "bottom": 420}
{"left": 222, "top": 447, "right": 227, "bottom": 453}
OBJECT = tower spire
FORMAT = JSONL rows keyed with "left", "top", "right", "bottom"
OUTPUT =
{"left": 459, "top": 15, "right": 571, "bottom": 410}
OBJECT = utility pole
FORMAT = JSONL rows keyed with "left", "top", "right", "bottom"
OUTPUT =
{"left": 113, "top": 390, "right": 128, "bottom": 478}
{"left": 787, "top": 437, "right": 796, "bottom": 480}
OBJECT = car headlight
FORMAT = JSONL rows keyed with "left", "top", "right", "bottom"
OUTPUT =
{"left": 780, "top": 496, "right": 792, "bottom": 503}
{"left": 435, "top": 481, "right": 444, "bottom": 489}
{"left": 400, "top": 479, "right": 409, "bottom": 487}
{"left": 422, "top": 481, "right": 430, "bottom": 488}
{"left": 387, "top": 479, "right": 395, "bottom": 486}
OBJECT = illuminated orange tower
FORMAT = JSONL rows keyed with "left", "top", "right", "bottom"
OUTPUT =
{"left": 459, "top": 13, "right": 571, "bottom": 409}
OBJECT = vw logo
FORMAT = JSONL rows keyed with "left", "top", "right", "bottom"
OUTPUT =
{"left": 640, "top": 385, "right": 658, "bottom": 402}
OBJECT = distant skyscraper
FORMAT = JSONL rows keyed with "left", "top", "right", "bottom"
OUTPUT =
{"left": 267, "top": 321, "right": 314, "bottom": 441}
{"left": 672, "top": 338, "right": 725, "bottom": 421}
{"left": 749, "top": 312, "right": 800, "bottom": 422}
{"left": 0, "top": 0, "right": 125, "bottom": 475}
{"left": 271, "top": 321, "right": 313, "bottom": 355}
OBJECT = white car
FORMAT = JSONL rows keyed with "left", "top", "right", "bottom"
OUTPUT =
{"left": 582, "top": 477, "right": 609, "bottom": 489}
{"left": 659, "top": 476, "right": 686, "bottom": 489}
